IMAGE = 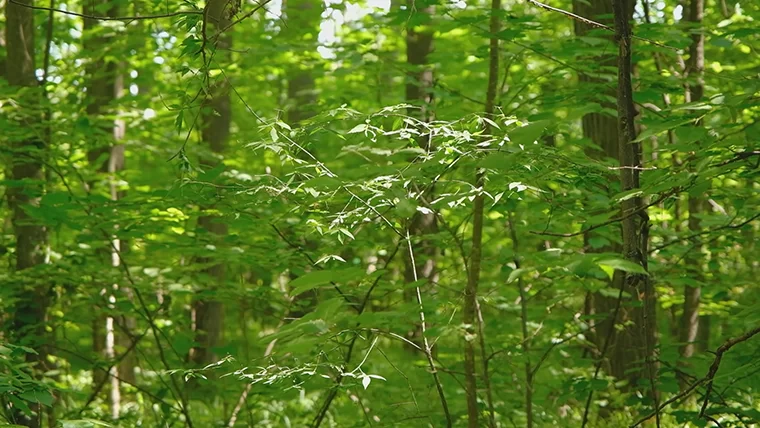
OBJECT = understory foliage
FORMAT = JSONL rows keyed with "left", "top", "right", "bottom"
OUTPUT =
{"left": 0, "top": 0, "right": 758, "bottom": 426}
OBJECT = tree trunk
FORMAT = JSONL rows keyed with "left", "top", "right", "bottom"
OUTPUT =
{"left": 463, "top": 0, "right": 500, "bottom": 425}
{"left": 190, "top": 0, "right": 232, "bottom": 367}
{"left": 573, "top": 0, "right": 656, "bottom": 391}
{"left": 678, "top": 0, "right": 706, "bottom": 368}
{"left": 82, "top": 1, "right": 133, "bottom": 415}
{"left": 281, "top": 0, "right": 323, "bottom": 321}
{"left": 612, "top": 0, "right": 658, "bottom": 401}
{"left": 5, "top": 1, "right": 49, "bottom": 426}
{"left": 284, "top": 0, "right": 320, "bottom": 126}
{"left": 403, "top": 0, "right": 438, "bottom": 351}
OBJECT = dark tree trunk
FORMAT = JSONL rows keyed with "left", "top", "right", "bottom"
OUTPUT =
{"left": 5, "top": 1, "right": 49, "bottom": 426}
{"left": 612, "top": 0, "right": 658, "bottom": 402}
{"left": 281, "top": 0, "right": 323, "bottom": 321}
{"left": 678, "top": 0, "right": 706, "bottom": 370}
{"left": 573, "top": 0, "right": 657, "bottom": 392}
{"left": 190, "top": 0, "right": 232, "bottom": 367}
{"left": 284, "top": 0, "right": 320, "bottom": 126}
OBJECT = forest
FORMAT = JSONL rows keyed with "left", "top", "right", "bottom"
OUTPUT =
{"left": 1, "top": 0, "right": 759, "bottom": 426}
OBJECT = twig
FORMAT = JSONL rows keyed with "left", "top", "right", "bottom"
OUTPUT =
{"left": 629, "top": 325, "right": 760, "bottom": 427}
{"left": 212, "top": 0, "right": 273, "bottom": 41}
{"left": 9, "top": 0, "right": 202, "bottom": 21}
{"left": 532, "top": 189, "right": 676, "bottom": 237}
{"left": 524, "top": 0, "right": 676, "bottom": 50}
{"left": 581, "top": 280, "right": 626, "bottom": 427}
{"left": 699, "top": 326, "right": 760, "bottom": 418}
{"left": 508, "top": 212, "right": 533, "bottom": 428}
{"left": 310, "top": 243, "right": 405, "bottom": 427}
{"left": 405, "top": 229, "right": 453, "bottom": 427}
{"left": 650, "top": 212, "right": 760, "bottom": 253}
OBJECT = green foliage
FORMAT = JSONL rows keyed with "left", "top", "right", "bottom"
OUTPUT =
{"left": 0, "top": 0, "right": 758, "bottom": 426}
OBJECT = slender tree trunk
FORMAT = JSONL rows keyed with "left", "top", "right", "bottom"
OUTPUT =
{"left": 678, "top": 0, "right": 706, "bottom": 368}
{"left": 403, "top": 0, "right": 438, "bottom": 349}
{"left": 190, "top": 0, "right": 232, "bottom": 367}
{"left": 508, "top": 213, "right": 532, "bottom": 428}
{"left": 5, "top": 1, "right": 49, "bottom": 426}
{"left": 464, "top": 0, "right": 500, "bottom": 426}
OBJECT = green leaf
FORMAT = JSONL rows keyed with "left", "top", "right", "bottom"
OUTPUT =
{"left": 596, "top": 258, "right": 648, "bottom": 276}
{"left": 507, "top": 268, "right": 529, "bottom": 283}
{"left": 509, "top": 120, "right": 550, "bottom": 145}
{"left": 395, "top": 198, "right": 418, "bottom": 219}
{"left": 289, "top": 268, "right": 366, "bottom": 296}
{"left": 19, "top": 389, "right": 54, "bottom": 407}
{"left": 59, "top": 420, "right": 114, "bottom": 428}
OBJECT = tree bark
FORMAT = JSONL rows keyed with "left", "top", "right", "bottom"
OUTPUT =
{"left": 573, "top": 0, "right": 656, "bottom": 392}
{"left": 5, "top": 1, "right": 50, "bottom": 426}
{"left": 190, "top": 0, "right": 233, "bottom": 367}
{"left": 281, "top": 0, "right": 324, "bottom": 321}
{"left": 678, "top": 0, "right": 706, "bottom": 368}
{"left": 612, "top": 0, "right": 658, "bottom": 406}
{"left": 283, "top": 0, "right": 321, "bottom": 126}
{"left": 464, "top": 0, "right": 500, "bottom": 425}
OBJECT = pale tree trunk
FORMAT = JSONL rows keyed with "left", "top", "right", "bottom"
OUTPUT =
{"left": 82, "top": 1, "right": 133, "bottom": 416}
{"left": 403, "top": 0, "right": 438, "bottom": 350}
{"left": 678, "top": 0, "right": 706, "bottom": 365}
{"left": 5, "top": 1, "right": 49, "bottom": 426}
{"left": 573, "top": 0, "right": 656, "bottom": 392}
{"left": 190, "top": 0, "right": 232, "bottom": 367}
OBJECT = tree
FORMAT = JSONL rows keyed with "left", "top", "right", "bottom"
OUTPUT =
{"left": 82, "top": 0, "right": 132, "bottom": 415}
{"left": 403, "top": 0, "right": 437, "bottom": 349}
{"left": 189, "top": 0, "right": 233, "bottom": 367}
{"left": 572, "top": 0, "right": 656, "bottom": 395}
{"left": 4, "top": 1, "right": 50, "bottom": 425}
{"left": 1, "top": 0, "right": 758, "bottom": 426}
{"left": 678, "top": 0, "right": 706, "bottom": 364}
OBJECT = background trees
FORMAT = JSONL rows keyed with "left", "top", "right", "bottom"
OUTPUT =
{"left": 1, "top": 0, "right": 758, "bottom": 426}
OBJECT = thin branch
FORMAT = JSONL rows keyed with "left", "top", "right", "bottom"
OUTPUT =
{"left": 651, "top": 212, "right": 760, "bottom": 253}
{"left": 9, "top": 0, "right": 202, "bottom": 21}
{"left": 475, "top": 298, "right": 496, "bottom": 428}
{"left": 226, "top": 319, "right": 284, "bottom": 428}
{"left": 525, "top": 0, "right": 676, "bottom": 50}
{"left": 405, "top": 229, "right": 453, "bottom": 427}
{"left": 629, "top": 325, "right": 760, "bottom": 427}
{"left": 310, "top": 243, "right": 406, "bottom": 428}
{"left": 532, "top": 189, "right": 676, "bottom": 237}
{"left": 22, "top": 156, "right": 195, "bottom": 427}
{"left": 212, "top": 0, "right": 273, "bottom": 40}
{"left": 581, "top": 281, "right": 626, "bottom": 428}
{"left": 508, "top": 212, "right": 533, "bottom": 428}
{"left": 699, "top": 326, "right": 760, "bottom": 418}
{"left": 712, "top": 150, "right": 760, "bottom": 167}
